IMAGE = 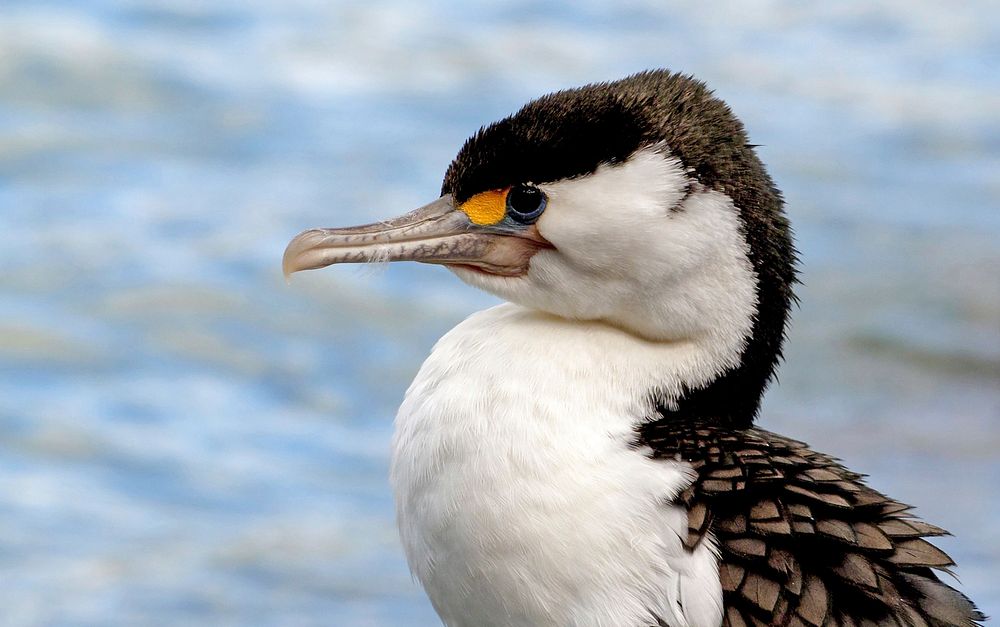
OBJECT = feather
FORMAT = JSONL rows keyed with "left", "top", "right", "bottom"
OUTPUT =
{"left": 638, "top": 420, "right": 984, "bottom": 626}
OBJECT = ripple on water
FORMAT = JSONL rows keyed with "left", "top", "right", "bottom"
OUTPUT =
{"left": 0, "top": 0, "right": 998, "bottom": 623}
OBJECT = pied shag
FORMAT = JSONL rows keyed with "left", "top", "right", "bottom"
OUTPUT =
{"left": 283, "top": 70, "right": 982, "bottom": 627}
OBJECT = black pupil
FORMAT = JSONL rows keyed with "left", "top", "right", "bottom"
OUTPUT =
{"left": 506, "top": 185, "right": 546, "bottom": 223}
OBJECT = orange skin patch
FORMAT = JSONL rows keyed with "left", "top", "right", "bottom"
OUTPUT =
{"left": 459, "top": 189, "right": 509, "bottom": 225}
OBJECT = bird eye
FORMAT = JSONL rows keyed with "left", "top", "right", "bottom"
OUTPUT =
{"left": 505, "top": 185, "right": 547, "bottom": 224}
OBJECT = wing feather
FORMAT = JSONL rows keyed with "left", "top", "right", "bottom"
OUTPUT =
{"left": 638, "top": 421, "right": 984, "bottom": 627}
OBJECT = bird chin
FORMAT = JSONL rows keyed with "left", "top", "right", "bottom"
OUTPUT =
{"left": 445, "top": 263, "right": 541, "bottom": 306}
{"left": 445, "top": 266, "right": 527, "bottom": 297}
{"left": 445, "top": 262, "right": 527, "bottom": 278}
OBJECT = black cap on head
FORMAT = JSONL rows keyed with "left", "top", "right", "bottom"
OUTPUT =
{"left": 443, "top": 88, "right": 650, "bottom": 202}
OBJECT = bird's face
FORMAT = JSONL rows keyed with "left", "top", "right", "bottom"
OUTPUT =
{"left": 443, "top": 146, "right": 760, "bottom": 344}
{"left": 284, "top": 143, "right": 755, "bottom": 344}
{"left": 285, "top": 71, "right": 791, "bottom": 354}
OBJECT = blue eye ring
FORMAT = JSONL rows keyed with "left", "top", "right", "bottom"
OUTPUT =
{"left": 505, "top": 184, "right": 547, "bottom": 224}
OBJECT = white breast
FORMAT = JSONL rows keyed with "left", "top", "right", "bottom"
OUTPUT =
{"left": 390, "top": 304, "right": 724, "bottom": 627}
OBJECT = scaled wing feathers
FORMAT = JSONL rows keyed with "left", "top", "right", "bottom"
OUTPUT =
{"left": 639, "top": 422, "right": 984, "bottom": 627}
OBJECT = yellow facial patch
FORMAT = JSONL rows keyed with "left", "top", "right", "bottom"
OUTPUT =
{"left": 459, "top": 189, "right": 508, "bottom": 225}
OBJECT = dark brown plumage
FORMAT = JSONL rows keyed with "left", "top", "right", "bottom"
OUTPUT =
{"left": 639, "top": 420, "right": 985, "bottom": 627}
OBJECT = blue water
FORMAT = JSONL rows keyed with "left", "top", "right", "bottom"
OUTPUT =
{"left": 1, "top": 1, "right": 997, "bottom": 624}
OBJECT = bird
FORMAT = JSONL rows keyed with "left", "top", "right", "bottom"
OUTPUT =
{"left": 282, "top": 70, "right": 983, "bottom": 627}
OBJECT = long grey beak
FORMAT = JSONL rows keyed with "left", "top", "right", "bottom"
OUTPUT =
{"left": 283, "top": 194, "right": 549, "bottom": 278}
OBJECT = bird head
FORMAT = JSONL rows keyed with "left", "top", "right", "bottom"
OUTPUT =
{"left": 284, "top": 70, "right": 797, "bottom": 426}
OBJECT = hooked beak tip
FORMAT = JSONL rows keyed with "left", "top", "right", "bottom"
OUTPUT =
{"left": 282, "top": 229, "right": 323, "bottom": 279}
{"left": 281, "top": 229, "right": 340, "bottom": 280}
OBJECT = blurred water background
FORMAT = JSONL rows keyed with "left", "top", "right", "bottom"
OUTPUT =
{"left": 1, "top": 0, "right": 997, "bottom": 624}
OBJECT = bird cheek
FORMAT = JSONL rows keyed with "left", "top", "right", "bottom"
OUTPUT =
{"left": 531, "top": 205, "right": 589, "bottom": 258}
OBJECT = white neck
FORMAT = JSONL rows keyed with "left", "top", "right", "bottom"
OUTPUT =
{"left": 391, "top": 304, "right": 725, "bottom": 626}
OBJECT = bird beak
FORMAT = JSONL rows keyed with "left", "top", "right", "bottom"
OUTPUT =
{"left": 283, "top": 194, "right": 549, "bottom": 278}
